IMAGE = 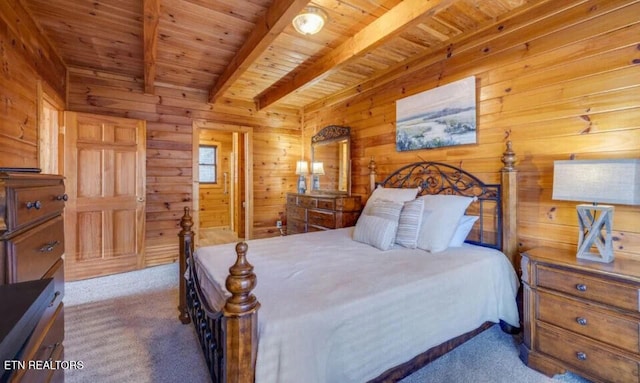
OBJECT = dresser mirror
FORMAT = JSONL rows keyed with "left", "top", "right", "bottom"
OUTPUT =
{"left": 310, "top": 125, "right": 351, "bottom": 195}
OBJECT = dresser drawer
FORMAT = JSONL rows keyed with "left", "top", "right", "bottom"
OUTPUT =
{"left": 42, "top": 259, "right": 65, "bottom": 313}
{"left": 6, "top": 216, "right": 65, "bottom": 283}
{"left": 537, "top": 291, "right": 639, "bottom": 354}
{"left": 536, "top": 324, "right": 639, "bottom": 383}
{"left": 537, "top": 265, "right": 639, "bottom": 312}
{"left": 8, "top": 185, "right": 66, "bottom": 233}
{"left": 316, "top": 198, "right": 335, "bottom": 210}
{"left": 298, "top": 196, "right": 317, "bottom": 209}
{"left": 286, "top": 194, "right": 297, "bottom": 206}
{"left": 308, "top": 210, "right": 335, "bottom": 228}
{"left": 286, "top": 219, "right": 306, "bottom": 235}
{"left": 287, "top": 206, "right": 306, "bottom": 221}
{"left": 12, "top": 305, "right": 64, "bottom": 383}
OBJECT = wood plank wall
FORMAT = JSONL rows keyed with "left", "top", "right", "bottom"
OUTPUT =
{"left": 303, "top": 0, "right": 640, "bottom": 259}
{"left": 0, "top": 1, "right": 66, "bottom": 167}
{"left": 66, "top": 69, "right": 301, "bottom": 264}
{"left": 0, "top": 0, "right": 301, "bottom": 267}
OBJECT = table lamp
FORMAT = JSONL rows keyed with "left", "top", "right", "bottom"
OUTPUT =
{"left": 552, "top": 159, "right": 639, "bottom": 263}
{"left": 311, "top": 162, "right": 325, "bottom": 190}
{"left": 295, "top": 160, "right": 309, "bottom": 194}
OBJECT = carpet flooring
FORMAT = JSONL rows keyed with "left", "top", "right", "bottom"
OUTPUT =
{"left": 64, "top": 263, "right": 591, "bottom": 383}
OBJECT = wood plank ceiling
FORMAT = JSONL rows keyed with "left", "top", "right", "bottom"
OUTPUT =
{"left": 21, "top": 0, "right": 537, "bottom": 111}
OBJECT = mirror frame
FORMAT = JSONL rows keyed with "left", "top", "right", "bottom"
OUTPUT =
{"left": 311, "top": 125, "right": 351, "bottom": 195}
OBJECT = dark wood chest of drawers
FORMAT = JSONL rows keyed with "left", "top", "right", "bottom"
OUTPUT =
{"left": 520, "top": 247, "right": 640, "bottom": 383}
{"left": 0, "top": 171, "right": 66, "bottom": 383}
{"left": 286, "top": 193, "right": 361, "bottom": 235}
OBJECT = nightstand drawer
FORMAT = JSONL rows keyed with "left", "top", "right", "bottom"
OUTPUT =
{"left": 536, "top": 324, "right": 639, "bottom": 383}
{"left": 308, "top": 210, "right": 335, "bottom": 228}
{"left": 537, "top": 265, "right": 639, "bottom": 312}
{"left": 537, "top": 291, "right": 639, "bottom": 354}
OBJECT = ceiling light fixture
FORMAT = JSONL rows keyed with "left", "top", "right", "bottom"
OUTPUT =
{"left": 292, "top": 6, "right": 328, "bottom": 35}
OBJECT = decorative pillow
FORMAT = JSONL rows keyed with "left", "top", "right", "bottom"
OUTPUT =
{"left": 395, "top": 198, "right": 425, "bottom": 248}
{"left": 353, "top": 215, "right": 399, "bottom": 251}
{"left": 449, "top": 215, "right": 479, "bottom": 247}
{"left": 416, "top": 195, "right": 475, "bottom": 253}
{"left": 361, "top": 186, "right": 420, "bottom": 216}
{"left": 353, "top": 199, "right": 404, "bottom": 250}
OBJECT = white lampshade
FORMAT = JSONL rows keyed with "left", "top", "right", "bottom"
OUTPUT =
{"left": 552, "top": 159, "right": 640, "bottom": 205}
{"left": 295, "top": 160, "right": 309, "bottom": 175}
{"left": 311, "top": 162, "right": 325, "bottom": 175}
{"left": 292, "top": 7, "right": 327, "bottom": 35}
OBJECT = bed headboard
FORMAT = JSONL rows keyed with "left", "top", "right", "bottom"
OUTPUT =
{"left": 368, "top": 142, "right": 518, "bottom": 263}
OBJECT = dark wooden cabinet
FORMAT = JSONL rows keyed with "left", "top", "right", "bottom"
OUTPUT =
{"left": 0, "top": 171, "right": 65, "bottom": 383}
{"left": 286, "top": 193, "right": 361, "bottom": 235}
{"left": 520, "top": 247, "right": 640, "bottom": 383}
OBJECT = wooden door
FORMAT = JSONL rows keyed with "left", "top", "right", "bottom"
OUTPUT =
{"left": 63, "top": 112, "right": 146, "bottom": 281}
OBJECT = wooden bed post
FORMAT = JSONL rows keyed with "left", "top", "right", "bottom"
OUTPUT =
{"left": 368, "top": 157, "right": 377, "bottom": 194}
{"left": 178, "top": 207, "right": 193, "bottom": 324}
{"left": 224, "top": 242, "right": 260, "bottom": 383}
{"left": 500, "top": 141, "right": 518, "bottom": 269}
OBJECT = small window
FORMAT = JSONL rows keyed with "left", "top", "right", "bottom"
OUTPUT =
{"left": 199, "top": 145, "right": 217, "bottom": 183}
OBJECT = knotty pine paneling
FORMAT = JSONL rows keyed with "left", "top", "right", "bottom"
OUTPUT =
{"left": 0, "top": 1, "right": 66, "bottom": 168}
{"left": 252, "top": 126, "right": 301, "bottom": 238}
{"left": 303, "top": 0, "right": 640, "bottom": 259}
{"left": 199, "top": 129, "right": 233, "bottom": 229}
{"left": 67, "top": 68, "right": 301, "bottom": 265}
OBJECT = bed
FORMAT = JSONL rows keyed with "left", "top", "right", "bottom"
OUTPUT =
{"left": 178, "top": 141, "right": 520, "bottom": 383}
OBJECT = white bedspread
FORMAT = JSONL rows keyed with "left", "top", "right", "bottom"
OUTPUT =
{"left": 193, "top": 227, "right": 520, "bottom": 383}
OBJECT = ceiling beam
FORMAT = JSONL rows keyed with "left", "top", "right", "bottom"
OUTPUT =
{"left": 143, "top": 0, "right": 160, "bottom": 94}
{"left": 256, "top": 0, "right": 454, "bottom": 110}
{"left": 207, "top": 0, "right": 310, "bottom": 105}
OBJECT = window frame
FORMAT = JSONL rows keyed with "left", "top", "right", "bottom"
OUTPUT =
{"left": 198, "top": 144, "right": 219, "bottom": 184}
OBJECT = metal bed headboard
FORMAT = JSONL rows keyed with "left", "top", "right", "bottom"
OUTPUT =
{"left": 377, "top": 162, "right": 502, "bottom": 250}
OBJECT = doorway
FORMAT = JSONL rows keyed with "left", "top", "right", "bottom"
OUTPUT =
{"left": 192, "top": 121, "right": 253, "bottom": 247}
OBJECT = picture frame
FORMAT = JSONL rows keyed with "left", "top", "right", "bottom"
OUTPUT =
{"left": 396, "top": 76, "right": 477, "bottom": 151}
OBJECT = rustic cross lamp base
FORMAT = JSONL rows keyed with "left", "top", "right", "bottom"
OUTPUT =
{"left": 576, "top": 204, "right": 614, "bottom": 263}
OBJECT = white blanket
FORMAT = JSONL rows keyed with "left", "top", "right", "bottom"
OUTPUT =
{"left": 194, "top": 228, "right": 520, "bottom": 383}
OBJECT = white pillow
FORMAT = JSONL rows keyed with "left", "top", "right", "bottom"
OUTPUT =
{"left": 361, "top": 186, "right": 420, "bottom": 216}
{"left": 449, "top": 215, "right": 479, "bottom": 247}
{"left": 395, "top": 198, "right": 425, "bottom": 249}
{"left": 353, "top": 215, "right": 399, "bottom": 251}
{"left": 353, "top": 199, "right": 404, "bottom": 250}
{"left": 416, "top": 195, "right": 475, "bottom": 253}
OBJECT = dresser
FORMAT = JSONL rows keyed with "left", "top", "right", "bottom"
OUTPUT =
{"left": 286, "top": 193, "right": 361, "bottom": 235}
{"left": 520, "top": 247, "right": 640, "bottom": 383}
{"left": 0, "top": 171, "right": 66, "bottom": 383}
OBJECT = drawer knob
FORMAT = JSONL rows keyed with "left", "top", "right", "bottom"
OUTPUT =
{"left": 575, "top": 283, "right": 587, "bottom": 292}
{"left": 576, "top": 317, "right": 588, "bottom": 326}
{"left": 26, "top": 200, "right": 42, "bottom": 210}
{"left": 576, "top": 352, "right": 587, "bottom": 361}
{"left": 56, "top": 193, "right": 69, "bottom": 201}
{"left": 39, "top": 240, "right": 61, "bottom": 253}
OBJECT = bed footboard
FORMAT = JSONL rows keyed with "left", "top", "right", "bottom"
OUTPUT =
{"left": 178, "top": 207, "right": 260, "bottom": 383}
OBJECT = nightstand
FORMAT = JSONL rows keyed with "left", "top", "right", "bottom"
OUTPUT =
{"left": 520, "top": 247, "right": 640, "bottom": 383}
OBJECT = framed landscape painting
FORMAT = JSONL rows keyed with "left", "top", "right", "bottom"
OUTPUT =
{"left": 396, "top": 76, "right": 477, "bottom": 151}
